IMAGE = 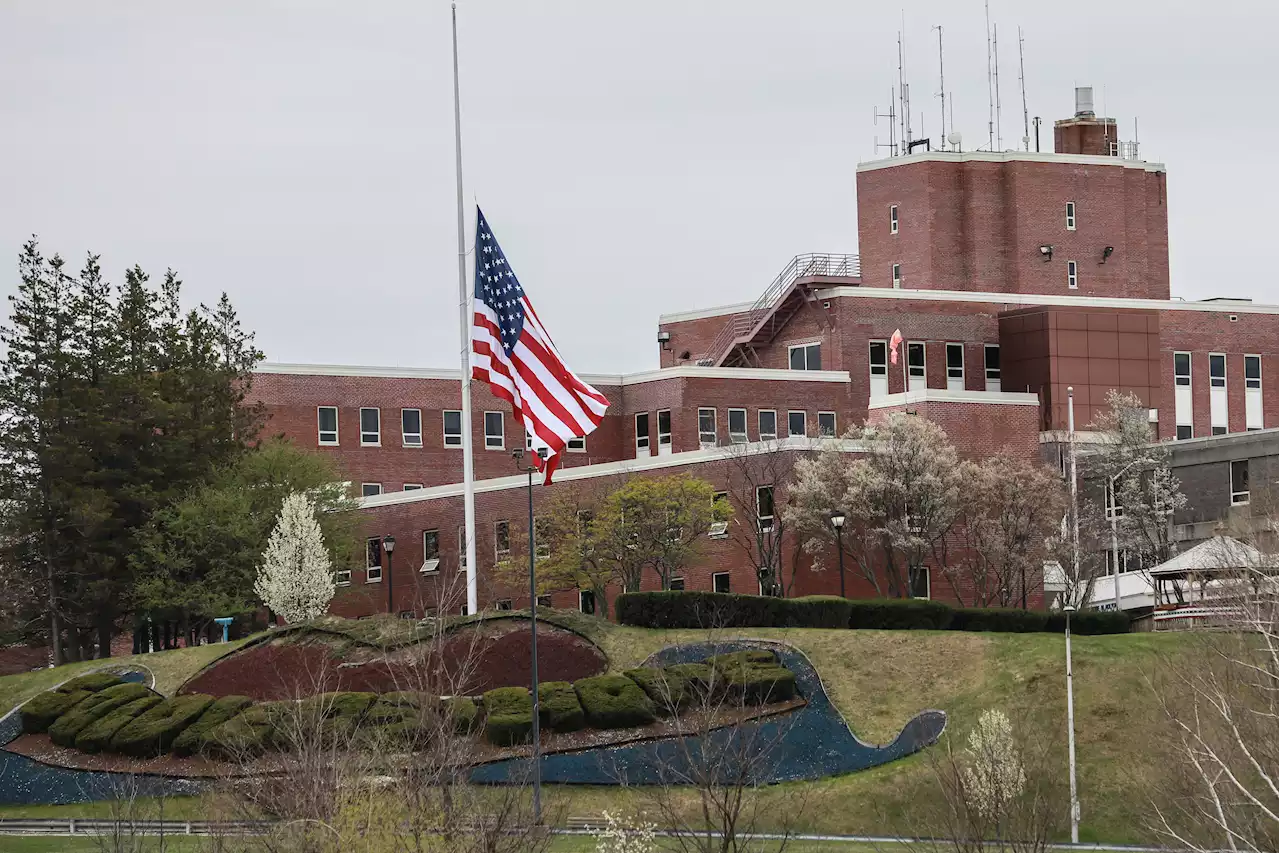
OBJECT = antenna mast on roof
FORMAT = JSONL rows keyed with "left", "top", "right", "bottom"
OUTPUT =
{"left": 933, "top": 25, "right": 946, "bottom": 145}
{"left": 984, "top": 0, "right": 994, "bottom": 151}
{"left": 898, "top": 23, "right": 913, "bottom": 150}
{"left": 993, "top": 23, "right": 1002, "bottom": 151}
{"left": 1018, "top": 27, "right": 1030, "bottom": 150}
{"left": 873, "top": 90, "right": 898, "bottom": 157}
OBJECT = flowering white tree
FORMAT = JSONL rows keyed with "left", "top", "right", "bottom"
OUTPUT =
{"left": 255, "top": 492, "right": 335, "bottom": 623}
{"left": 962, "top": 708, "right": 1027, "bottom": 821}
{"left": 594, "top": 810, "right": 658, "bottom": 853}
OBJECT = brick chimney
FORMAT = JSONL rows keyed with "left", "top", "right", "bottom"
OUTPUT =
{"left": 1054, "top": 87, "right": 1119, "bottom": 156}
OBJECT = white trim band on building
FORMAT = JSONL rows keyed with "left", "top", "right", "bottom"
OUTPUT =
{"left": 816, "top": 287, "right": 1279, "bottom": 315}
{"left": 255, "top": 362, "right": 852, "bottom": 387}
{"left": 854, "top": 149, "right": 1167, "bottom": 174}
{"left": 868, "top": 389, "right": 1040, "bottom": 409}
{"left": 357, "top": 436, "right": 867, "bottom": 509}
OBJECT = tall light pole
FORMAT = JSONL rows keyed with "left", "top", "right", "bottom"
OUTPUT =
{"left": 382, "top": 535, "right": 396, "bottom": 615}
{"left": 1107, "top": 458, "right": 1141, "bottom": 613}
{"left": 512, "top": 447, "right": 544, "bottom": 823}
{"left": 1067, "top": 388, "right": 1079, "bottom": 610}
{"left": 1063, "top": 602, "right": 1080, "bottom": 843}
{"left": 830, "top": 511, "right": 847, "bottom": 598}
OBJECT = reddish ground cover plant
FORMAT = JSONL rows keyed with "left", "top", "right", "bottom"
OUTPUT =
{"left": 179, "top": 620, "right": 607, "bottom": 701}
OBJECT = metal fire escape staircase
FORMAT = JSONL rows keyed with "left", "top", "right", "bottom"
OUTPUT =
{"left": 697, "top": 253, "right": 860, "bottom": 368}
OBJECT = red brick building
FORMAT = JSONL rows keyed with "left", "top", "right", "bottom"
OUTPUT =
{"left": 251, "top": 92, "right": 1278, "bottom": 619}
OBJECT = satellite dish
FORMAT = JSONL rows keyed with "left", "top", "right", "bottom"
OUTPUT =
{"left": 947, "top": 131, "right": 962, "bottom": 149}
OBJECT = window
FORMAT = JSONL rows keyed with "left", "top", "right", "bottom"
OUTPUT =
{"left": 399, "top": 610, "right": 416, "bottom": 620}
{"left": 579, "top": 589, "right": 596, "bottom": 615}
{"left": 713, "top": 572, "right": 731, "bottom": 594}
{"left": 818, "top": 411, "right": 836, "bottom": 437}
{"left": 1213, "top": 426, "right": 1227, "bottom": 436}
{"left": 360, "top": 408, "right": 381, "bottom": 446}
{"left": 421, "top": 530, "right": 440, "bottom": 572}
{"left": 401, "top": 409, "right": 422, "bottom": 447}
{"left": 907, "top": 342, "right": 925, "bottom": 389}
{"left": 1105, "top": 550, "right": 1134, "bottom": 575}
{"left": 1245, "top": 355, "right": 1262, "bottom": 389}
{"left": 984, "top": 344, "right": 1001, "bottom": 391}
{"left": 1245, "top": 355, "right": 1263, "bottom": 431}
{"left": 728, "top": 408, "right": 748, "bottom": 444}
{"left": 908, "top": 565, "right": 930, "bottom": 599}
{"left": 709, "top": 492, "right": 729, "bottom": 537}
{"left": 890, "top": 204, "right": 899, "bottom": 235}
{"left": 460, "top": 604, "right": 468, "bottom": 616}
{"left": 457, "top": 527, "right": 468, "bottom": 571}
{"left": 758, "top": 410, "right": 777, "bottom": 442}
{"left": 635, "top": 412, "right": 651, "bottom": 456}
{"left": 1065, "top": 201, "right": 1076, "bottom": 230}
{"left": 1209, "top": 353, "right": 1226, "bottom": 388}
{"left": 361, "top": 483, "right": 382, "bottom": 498}
{"left": 443, "top": 410, "right": 463, "bottom": 447}
{"left": 1231, "top": 460, "right": 1250, "bottom": 505}
{"left": 335, "top": 566, "right": 351, "bottom": 586}
{"left": 1176, "top": 425, "right": 1193, "bottom": 440}
{"left": 891, "top": 263, "right": 902, "bottom": 289}
{"left": 494, "top": 521, "right": 511, "bottom": 561}
{"left": 536, "top": 595, "right": 552, "bottom": 608}
{"left": 869, "top": 340, "right": 889, "bottom": 396}
{"left": 946, "top": 343, "right": 964, "bottom": 390}
{"left": 317, "top": 406, "right": 339, "bottom": 445}
{"left": 657, "top": 410, "right": 672, "bottom": 454}
{"left": 669, "top": 577, "right": 685, "bottom": 591}
{"left": 403, "top": 483, "right": 422, "bottom": 491}
{"left": 1105, "top": 480, "right": 1123, "bottom": 520}
{"left": 1067, "top": 260, "right": 1078, "bottom": 289}
{"left": 534, "top": 517, "right": 551, "bottom": 561}
{"left": 366, "top": 537, "right": 383, "bottom": 583}
{"left": 756, "top": 485, "right": 775, "bottom": 533}
{"left": 567, "top": 436, "right": 586, "bottom": 452}
{"left": 698, "top": 408, "right": 717, "bottom": 447}
{"left": 1174, "top": 353, "right": 1191, "bottom": 387}
{"left": 788, "top": 342, "right": 822, "bottom": 371}
{"left": 496, "top": 599, "right": 513, "bottom": 611}
{"left": 788, "top": 411, "right": 807, "bottom": 438}
{"left": 483, "top": 411, "right": 504, "bottom": 449}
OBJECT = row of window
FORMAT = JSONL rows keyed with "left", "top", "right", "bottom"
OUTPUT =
{"left": 318, "top": 406, "right": 585, "bottom": 452}
{"left": 694, "top": 408, "right": 835, "bottom": 447}
{"left": 789, "top": 340, "right": 1002, "bottom": 389}
{"left": 1173, "top": 353, "right": 1265, "bottom": 438}
{"left": 890, "top": 259, "right": 1084, "bottom": 291}
{"left": 889, "top": 201, "right": 1078, "bottom": 235}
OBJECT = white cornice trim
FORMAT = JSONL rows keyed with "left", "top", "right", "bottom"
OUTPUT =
{"left": 357, "top": 436, "right": 867, "bottom": 509}
{"left": 255, "top": 363, "right": 852, "bottom": 387}
{"left": 659, "top": 299, "right": 758, "bottom": 325}
{"left": 868, "top": 389, "right": 1040, "bottom": 409}
{"left": 814, "top": 287, "right": 1279, "bottom": 315}
{"left": 855, "top": 150, "right": 1166, "bottom": 174}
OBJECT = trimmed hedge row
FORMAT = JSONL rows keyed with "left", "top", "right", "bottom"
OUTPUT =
{"left": 483, "top": 686, "right": 534, "bottom": 747}
{"left": 113, "top": 694, "right": 216, "bottom": 757}
{"left": 538, "top": 682, "right": 585, "bottom": 734}
{"left": 575, "top": 675, "right": 656, "bottom": 730}
{"left": 615, "top": 592, "right": 1130, "bottom": 635}
{"left": 49, "top": 683, "right": 156, "bottom": 748}
{"left": 21, "top": 673, "right": 126, "bottom": 734}
{"left": 74, "top": 695, "right": 163, "bottom": 753}
{"left": 171, "top": 695, "right": 253, "bottom": 756}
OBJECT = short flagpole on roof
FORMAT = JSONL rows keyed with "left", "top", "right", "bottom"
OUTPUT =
{"left": 451, "top": 1, "right": 479, "bottom": 615}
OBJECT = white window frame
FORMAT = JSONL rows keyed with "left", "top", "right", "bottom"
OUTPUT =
{"left": 756, "top": 484, "right": 775, "bottom": 533}
{"left": 946, "top": 343, "right": 964, "bottom": 390}
{"left": 698, "top": 408, "right": 717, "bottom": 448}
{"left": 669, "top": 577, "right": 685, "bottom": 591}
{"left": 712, "top": 572, "right": 731, "bottom": 594}
{"left": 1209, "top": 353, "right": 1227, "bottom": 388}
{"left": 728, "top": 408, "right": 748, "bottom": 444}
{"left": 787, "top": 410, "right": 807, "bottom": 438}
{"left": 365, "top": 537, "right": 383, "bottom": 583}
{"left": 635, "top": 412, "right": 651, "bottom": 457}
{"left": 1244, "top": 354, "right": 1263, "bottom": 431}
{"left": 908, "top": 565, "right": 931, "bottom": 600}
{"left": 891, "top": 263, "right": 902, "bottom": 289}
{"left": 457, "top": 526, "right": 468, "bottom": 571}
{"left": 907, "top": 341, "right": 926, "bottom": 390}
{"left": 817, "top": 411, "right": 836, "bottom": 437}
{"left": 401, "top": 408, "right": 423, "bottom": 447}
{"left": 1174, "top": 352, "right": 1193, "bottom": 438}
{"left": 1230, "top": 460, "right": 1250, "bottom": 505}
{"left": 1065, "top": 201, "right": 1076, "bottom": 230}
{"left": 361, "top": 483, "right": 382, "bottom": 498}
{"left": 421, "top": 529, "right": 440, "bottom": 573}
{"left": 317, "top": 406, "right": 339, "bottom": 446}
{"left": 1176, "top": 425, "right": 1193, "bottom": 440}
{"left": 1209, "top": 352, "right": 1228, "bottom": 435}
{"left": 443, "top": 410, "right": 464, "bottom": 448}
{"left": 1067, "top": 260, "right": 1078, "bottom": 289}
{"left": 709, "top": 492, "right": 729, "bottom": 537}
{"left": 566, "top": 436, "right": 586, "bottom": 452}
{"left": 656, "top": 409, "right": 672, "bottom": 455}
{"left": 494, "top": 520, "right": 511, "bottom": 562}
{"left": 984, "top": 344, "right": 1001, "bottom": 391}
{"left": 579, "top": 589, "right": 596, "bottom": 614}
{"left": 359, "top": 407, "right": 381, "bottom": 446}
{"left": 890, "top": 204, "right": 899, "bottom": 235}
{"left": 758, "top": 409, "right": 778, "bottom": 442}
{"left": 403, "top": 483, "right": 423, "bottom": 491}
{"left": 1244, "top": 354, "right": 1262, "bottom": 390}
{"left": 1174, "top": 352, "right": 1192, "bottom": 387}
{"left": 1105, "top": 480, "right": 1123, "bottom": 520}
{"left": 788, "top": 342, "right": 822, "bottom": 371}
{"left": 869, "top": 340, "right": 889, "bottom": 397}
{"left": 483, "top": 411, "right": 504, "bottom": 450}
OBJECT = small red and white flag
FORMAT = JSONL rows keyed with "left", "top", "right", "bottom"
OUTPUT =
{"left": 889, "top": 328, "right": 904, "bottom": 365}
{"left": 469, "top": 208, "right": 611, "bottom": 484}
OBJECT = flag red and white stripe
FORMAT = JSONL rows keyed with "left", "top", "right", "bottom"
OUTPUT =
{"left": 889, "top": 328, "right": 904, "bottom": 365}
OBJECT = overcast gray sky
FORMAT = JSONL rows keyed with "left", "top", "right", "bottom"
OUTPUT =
{"left": 2, "top": 1, "right": 1276, "bottom": 375}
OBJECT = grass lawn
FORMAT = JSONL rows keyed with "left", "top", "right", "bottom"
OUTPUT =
{"left": 0, "top": 618, "right": 1194, "bottom": 844}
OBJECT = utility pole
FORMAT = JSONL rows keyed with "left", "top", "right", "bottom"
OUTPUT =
{"left": 932, "top": 25, "right": 946, "bottom": 145}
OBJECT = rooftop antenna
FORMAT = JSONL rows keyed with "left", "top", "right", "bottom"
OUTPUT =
{"left": 898, "top": 23, "right": 913, "bottom": 150}
{"left": 984, "top": 0, "right": 994, "bottom": 151}
{"left": 1018, "top": 27, "right": 1030, "bottom": 151}
{"left": 993, "top": 23, "right": 1003, "bottom": 151}
{"left": 932, "top": 25, "right": 946, "bottom": 146}
{"left": 873, "top": 91, "right": 898, "bottom": 157}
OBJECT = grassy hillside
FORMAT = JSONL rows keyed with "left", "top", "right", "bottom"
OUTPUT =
{"left": 0, "top": 617, "right": 1192, "bottom": 842}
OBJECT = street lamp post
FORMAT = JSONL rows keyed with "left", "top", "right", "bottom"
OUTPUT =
{"left": 830, "top": 511, "right": 847, "bottom": 598}
{"left": 1063, "top": 603, "right": 1080, "bottom": 843}
{"left": 382, "top": 535, "right": 396, "bottom": 615}
{"left": 1106, "top": 459, "right": 1141, "bottom": 613}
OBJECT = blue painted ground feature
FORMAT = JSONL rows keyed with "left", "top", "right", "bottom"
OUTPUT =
{"left": 0, "top": 670, "right": 205, "bottom": 806}
{"left": 470, "top": 640, "right": 946, "bottom": 786}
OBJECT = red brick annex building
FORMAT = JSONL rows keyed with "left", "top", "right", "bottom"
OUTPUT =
{"left": 252, "top": 92, "right": 1278, "bottom": 619}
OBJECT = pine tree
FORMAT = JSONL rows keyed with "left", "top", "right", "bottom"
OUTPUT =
{"left": 255, "top": 492, "right": 336, "bottom": 623}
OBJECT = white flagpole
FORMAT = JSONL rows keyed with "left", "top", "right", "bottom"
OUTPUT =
{"left": 451, "top": 2, "right": 478, "bottom": 615}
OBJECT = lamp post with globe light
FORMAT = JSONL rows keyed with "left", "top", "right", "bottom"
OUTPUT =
{"left": 830, "top": 511, "right": 847, "bottom": 598}
{"left": 382, "top": 535, "right": 396, "bottom": 614}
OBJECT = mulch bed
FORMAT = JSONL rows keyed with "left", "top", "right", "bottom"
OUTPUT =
{"left": 178, "top": 620, "right": 608, "bottom": 701}
{"left": 0, "top": 645, "right": 49, "bottom": 677}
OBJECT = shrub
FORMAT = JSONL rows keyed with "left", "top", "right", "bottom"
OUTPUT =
{"left": 538, "top": 681, "right": 585, "bottom": 733}
{"left": 48, "top": 683, "right": 155, "bottom": 748}
{"left": 59, "top": 672, "right": 125, "bottom": 693}
{"left": 171, "top": 695, "right": 253, "bottom": 756}
{"left": 663, "top": 662, "right": 716, "bottom": 695}
{"left": 205, "top": 701, "right": 291, "bottom": 757}
{"left": 624, "top": 667, "right": 693, "bottom": 715}
{"left": 786, "top": 596, "right": 855, "bottom": 628}
{"left": 950, "top": 608, "right": 1048, "bottom": 633}
{"left": 848, "top": 598, "right": 955, "bottom": 630}
{"left": 708, "top": 651, "right": 796, "bottom": 705}
{"left": 1044, "top": 610, "right": 1130, "bottom": 635}
{"left": 615, "top": 591, "right": 788, "bottom": 629}
{"left": 74, "top": 695, "right": 162, "bottom": 753}
{"left": 21, "top": 673, "right": 126, "bottom": 734}
{"left": 445, "top": 696, "right": 479, "bottom": 735}
{"left": 483, "top": 686, "right": 533, "bottom": 747}
{"left": 111, "top": 694, "right": 216, "bottom": 757}
{"left": 574, "top": 675, "right": 656, "bottom": 729}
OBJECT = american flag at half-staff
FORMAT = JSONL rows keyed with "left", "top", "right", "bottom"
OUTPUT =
{"left": 469, "top": 207, "right": 611, "bottom": 484}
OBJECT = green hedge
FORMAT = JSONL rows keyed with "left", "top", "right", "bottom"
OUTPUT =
{"left": 538, "top": 681, "right": 585, "bottom": 733}
{"left": 483, "top": 687, "right": 534, "bottom": 747}
{"left": 74, "top": 695, "right": 162, "bottom": 753}
{"left": 171, "top": 695, "right": 253, "bottom": 757}
{"left": 708, "top": 650, "right": 796, "bottom": 705}
{"left": 616, "top": 591, "right": 1128, "bottom": 634}
{"left": 445, "top": 697, "right": 480, "bottom": 735}
{"left": 624, "top": 667, "right": 694, "bottom": 715}
{"left": 49, "top": 684, "right": 155, "bottom": 748}
{"left": 574, "top": 675, "right": 656, "bottom": 729}
{"left": 21, "top": 673, "right": 126, "bottom": 734}
{"left": 112, "top": 694, "right": 216, "bottom": 757}
{"left": 205, "top": 701, "right": 291, "bottom": 757}
{"left": 298, "top": 691, "right": 376, "bottom": 743}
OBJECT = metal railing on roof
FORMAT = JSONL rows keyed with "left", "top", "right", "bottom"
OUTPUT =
{"left": 698, "top": 253, "right": 859, "bottom": 366}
